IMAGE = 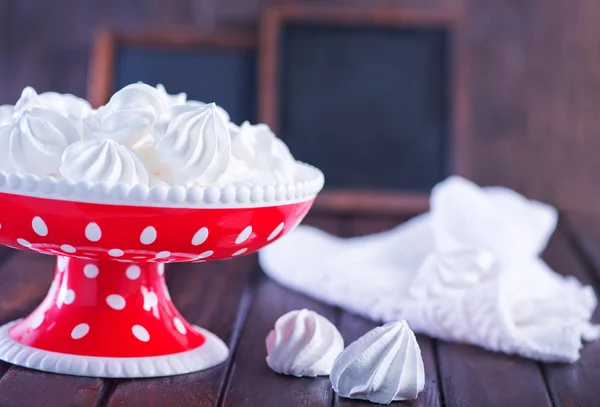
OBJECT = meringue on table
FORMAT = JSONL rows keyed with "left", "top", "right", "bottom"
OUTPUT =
{"left": 266, "top": 309, "right": 344, "bottom": 377}
{"left": 331, "top": 320, "right": 425, "bottom": 404}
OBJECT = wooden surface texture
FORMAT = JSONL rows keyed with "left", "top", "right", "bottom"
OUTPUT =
{"left": 0, "top": 212, "right": 595, "bottom": 406}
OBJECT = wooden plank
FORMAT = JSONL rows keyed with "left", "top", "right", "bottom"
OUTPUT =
{"left": 564, "top": 212, "right": 600, "bottom": 280}
{"left": 0, "top": 368, "right": 111, "bottom": 407}
{"left": 220, "top": 215, "right": 345, "bottom": 407}
{"left": 333, "top": 216, "right": 441, "bottom": 407}
{"left": 106, "top": 256, "right": 255, "bottom": 407}
{"left": 541, "top": 224, "right": 600, "bottom": 407}
{"left": 0, "top": 251, "right": 114, "bottom": 407}
{"left": 437, "top": 342, "right": 552, "bottom": 407}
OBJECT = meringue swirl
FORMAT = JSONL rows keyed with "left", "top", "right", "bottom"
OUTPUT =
{"left": 5, "top": 107, "right": 80, "bottom": 176}
{"left": 84, "top": 83, "right": 165, "bottom": 146}
{"left": 266, "top": 309, "right": 344, "bottom": 377}
{"left": 231, "top": 122, "right": 296, "bottom": 183}
{"left": 60, "top": 139, "right": 150, "bottom": 187}
{"left": 156, "top": 84, "right": 186, "bottom": 107}
{"left": 331, "top": 320, "right": 425, "bottom": 404}
{"left": 153, "top": 103, "right": 231, "bottom": 185}
{"left": 0, "top": 104, "right": 15, "bottom": 125}
{"left": 15, "top": 87, "right": 92, "bottom": 135}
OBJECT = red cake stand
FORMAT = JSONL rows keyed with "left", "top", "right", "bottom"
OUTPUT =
{"left": 0, "top": 164, "right": 323, "bottom": 378}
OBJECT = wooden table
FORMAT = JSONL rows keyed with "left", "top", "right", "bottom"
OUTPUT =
{"left": 0, "top": 211, "right": 597, "bottom": 407}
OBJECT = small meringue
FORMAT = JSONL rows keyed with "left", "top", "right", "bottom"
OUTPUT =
{"left": 266, "top": 309, "right": 344, "bottom": 377}
{"left": 156, "top": 84, "right": 186, "bottom": 107}
{"left": 187, "top": 100, "right": 230, "bottom": 123}
{"left": 231, "top": 121, "right": 296, "bottom": 183}
{"left": 15, "top": 86, "right": 92, "bottom": 135}
{"left": 213, "top": 157, "right": 277, "bottom": 188}
{"left": 2, "top": 107, "right": 80, "bottom": 176}
{"left": 60, "top": 139, "right": 149, "bottom": 187}
{"left": 84, "top": 82, "right": 165, "bottom": 146}
{"left": 0, "top": 105, "right": 15, "bottom": 125}
{"left": 153, "top": 103, "right": 231, "bottom": 185}
{"left": 331, "top": 321, "right": 425, "bottom": 404}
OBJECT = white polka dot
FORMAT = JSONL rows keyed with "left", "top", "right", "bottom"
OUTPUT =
{"left": 132, "top": 325, "right": 150, "bottom": 342}
{"left": 106, "top": 294, "right": 126, "bottom": 310}
{"left": 173, "top": 317, "right": 187, "bottom": 335}
{"left": 142, "top": 287, "right": 158, "bottom": 311}
{"left": 164, "top": 288, "right": 171, "bottom": 300}
{"left": 83, "top": 264, "right": 99, "bottom": 278}
{"left": 71, "top": 323, "right": 90, "bottom": 339}
{"left": 267, "top": 222, "right": 285, "bottom": 241}
{"left": 61, "top": 244, "right": 76, "bottom": 253}
{"left": 32, "top": 217, "right": 48, "bottom": 237}
{"left": 126, "top": 265, "right": 141, "bottom": 280}
{"left": 198, "top": 250, "right": 214, "bottom": 259}
{"left": 17, "top": 238, "right": 31, "bottom": 248}
{"left": 30, "top": 313, "right": 44, "bottom": 329}
{"left": 108, "top": 249, "right": 124, "bottom": 257}
{"left": 57, "top": 257, "right": 68, "bottom": 272}
{"left": 85, "top": 223, "right": 102, "bottom": 242}
{"left": 155, "top": 251, "right": 171, "bottom": 259}
{"left": 63, "top": 289, "right": 75, "bottom": 305}
{"left": 235, "top": 226, "right": 252, "bottom": 244}
{"left": 232, "top": 248, "right": 247, "bottom": 257}
{"left": 191, "top": 227, "right": 209, "bottom": 246}
{"left": 157, "top": 264, "right": 165, "bottom": 276}
{"left": 140, "top": 226, "right": 157, "bottom": 245}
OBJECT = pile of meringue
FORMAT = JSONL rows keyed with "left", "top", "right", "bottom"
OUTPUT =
{"left": 266, "top": 309, "right": 425, "bottom": 405}
{"left": 0, "top": 83, "right": 300, "bottom": 188}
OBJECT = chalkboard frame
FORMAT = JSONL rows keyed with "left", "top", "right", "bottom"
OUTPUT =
{"left": 259, "top": 4, "right": 468, "bottom": 215}
{"left": 87, "top": 28, "right": 256, "bottom": 108}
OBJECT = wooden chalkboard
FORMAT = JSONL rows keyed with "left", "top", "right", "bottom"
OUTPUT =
{"left": 88, "top": 29, "right": 257, "bottom": 124}
{"left": 260, "top": 5, "right": 467, "bottom": 213}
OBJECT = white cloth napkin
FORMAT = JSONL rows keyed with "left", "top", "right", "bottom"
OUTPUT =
{"left": 259, "top": 176, "right": 600, "bottom": 362}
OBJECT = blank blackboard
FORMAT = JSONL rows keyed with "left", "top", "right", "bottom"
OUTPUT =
{"left": 114, "top": 46, "right": 256, "bottom": 124}
{"left": 277, "top": 24, "right": 451, "bottom": 192}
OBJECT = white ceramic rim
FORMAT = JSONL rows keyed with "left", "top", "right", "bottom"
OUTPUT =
{"left": 0, "top": 162, "right": 324, "bottom": 208}
{"left": 0, "top": 320, "right": 229, "bottom": 378}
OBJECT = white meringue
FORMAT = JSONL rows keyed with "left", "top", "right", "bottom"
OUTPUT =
{"left": 213, "top": 157, "right": 277, "bottom": 188}
{"left": 0, "top": 125, "right": 14, "bottom": 172}
{"left": 84, "top": 83, "right": 165, "bottom": 146}
{"left": 153, "top": 103, "right": 231, "bottom": 185}
{"left": 15, "top": 87, "right": 92, "bottom": 134}
{"left": 0, "top": 105, "right": 15, "bottom": 125}
{"left": 331, "top": 321, "right": 425, "bottom": 404}
{"left": 266, "top": 309, "right": 344, "bottom": 377}
{"left": 156, "top": 84, "right": 186, "bottom": 107}
{"left": 60, "top": 139, "right": 149, "bottom": 187}
{"left": 187, "top": 100, "right": 230, "bottom": 123}
{"left": 1, "top": 107, "right": 80, "bottom": 176}
{"left": 231, "top": 121, "right": 296, "bottom": 183}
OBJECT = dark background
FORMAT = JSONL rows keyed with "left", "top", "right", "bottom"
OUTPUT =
{"left": 0, "top": 0, "right": 598, "bottom": 213}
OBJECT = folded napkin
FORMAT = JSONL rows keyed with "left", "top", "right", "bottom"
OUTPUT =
{"left": 260, "top": 176, "right": 600, "bottom": 362}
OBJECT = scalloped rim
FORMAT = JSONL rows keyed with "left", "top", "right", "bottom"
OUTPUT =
{"left": 0, "top": 162, "right": 324, "bottom": 208}
{"left": 0, "top": 320, "right": 229, "bottom": 378}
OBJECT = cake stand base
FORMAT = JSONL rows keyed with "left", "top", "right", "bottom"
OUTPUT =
{"left": 0, "top": 321, "right": 228, "bottom": 378}
{"left": 0, "top": 256, "right": 229, "bottom": 378}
